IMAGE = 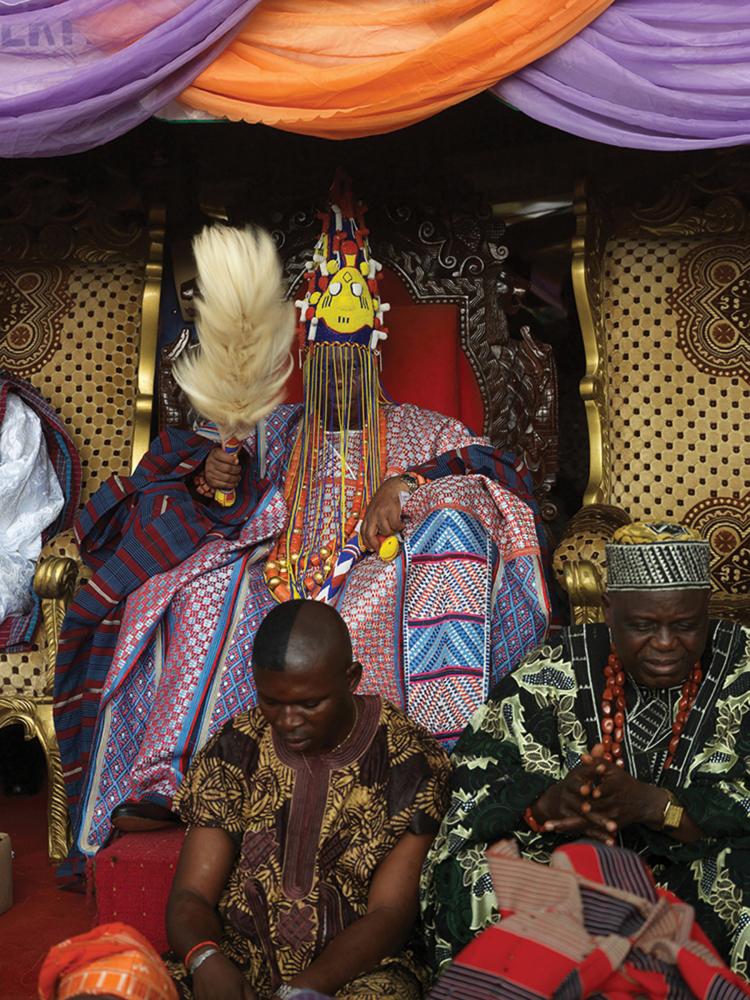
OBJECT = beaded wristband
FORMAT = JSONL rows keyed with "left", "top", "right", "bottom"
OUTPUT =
{"left": 185, "top": 940, "right": 219, "bottom": 972}
{"left": 523, "top": 805, "right": 542, "bottom": 833}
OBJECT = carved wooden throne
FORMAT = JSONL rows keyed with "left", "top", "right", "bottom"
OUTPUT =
{"left": 0, "top": 172, "right": 164, "bottom": 860}
{"left": 161, "top": 195, "right": 560, "bottom": 520}
{"left": 555, "top": 162, "right": 750, "bottom": 624}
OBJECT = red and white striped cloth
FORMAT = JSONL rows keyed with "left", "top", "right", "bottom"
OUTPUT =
{"left": 429, "top": 840, "right": 750, "bottom": 999}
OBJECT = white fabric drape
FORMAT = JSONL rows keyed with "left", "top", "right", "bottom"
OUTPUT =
{"left": 0, "top": 393, "right": 64, "bottom": 622}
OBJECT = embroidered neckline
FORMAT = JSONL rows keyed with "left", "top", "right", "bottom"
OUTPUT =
{"left": 272, "top": 693, "right": 381, "bottom": 771}
{"left": 274, "top": 695, "right": 382, "bottom": 900}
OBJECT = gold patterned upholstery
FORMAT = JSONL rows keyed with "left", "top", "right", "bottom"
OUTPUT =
{"left": 31, "top": 265, "right": 146, "bottom": 500}
{"left": 0, "top": 173, "right": 164, "bottom": 860}
{"left": 557, "top": 166, "right": 750, "bottom": 624}
{"left": 0, "top": 649, "right": 47, "bottom": 700}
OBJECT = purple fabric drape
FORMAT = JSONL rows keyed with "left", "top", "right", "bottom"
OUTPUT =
{"left": 494, "top": 1, "right": 750, "bottom": 150}
{"left": 2, "top": 1, "right": 748, "bottom": 158}
{"left": 0, "top": 1, "right": 261, "bottom": 158}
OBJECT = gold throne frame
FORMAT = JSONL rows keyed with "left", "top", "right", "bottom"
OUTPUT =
{"left": 557, "top": 167, "right": 750, "bottom": 625}
{"left": 0, "top": 201, "right": 165, "bottom": 862}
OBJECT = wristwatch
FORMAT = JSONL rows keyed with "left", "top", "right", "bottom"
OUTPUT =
{"left": 661, "top": 790, "right": 684, "bottom": 829}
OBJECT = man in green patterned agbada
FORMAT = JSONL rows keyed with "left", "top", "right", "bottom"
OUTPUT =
{"left": 420, "top": 521, "right": 750, "bottom": 978}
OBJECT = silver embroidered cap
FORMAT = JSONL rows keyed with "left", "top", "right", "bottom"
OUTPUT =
{"left": 605, "top": 522, "right": 711, "bottom": 592}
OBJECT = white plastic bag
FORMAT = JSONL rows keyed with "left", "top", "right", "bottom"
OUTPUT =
{"left": 0, "top": 393, "right": 64, "bottom": 622}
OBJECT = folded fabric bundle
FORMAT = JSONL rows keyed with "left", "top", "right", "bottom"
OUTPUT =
{"left": 429, "top": 839, "right": 750, "bottom": 999}
{"left": 38, "top": 922, "right": 178, "bottom": 1000}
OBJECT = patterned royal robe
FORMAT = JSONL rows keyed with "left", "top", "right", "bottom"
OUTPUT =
{"left": 420, "top": 620, "right": 750, "bottom": 979}
{"left": 55, "top": 402, "right": 550, "bottom": 862}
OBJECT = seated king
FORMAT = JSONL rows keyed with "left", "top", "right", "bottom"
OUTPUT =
{"left": 420, "top": 522, "right": 750, "bottom": 979}
{"left": 54, "top": 175, "right": 549, "bottom": 866}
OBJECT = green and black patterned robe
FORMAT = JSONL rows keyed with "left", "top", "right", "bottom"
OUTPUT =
{"left": 420, "top": 621, "right": 750, "bottom": 979}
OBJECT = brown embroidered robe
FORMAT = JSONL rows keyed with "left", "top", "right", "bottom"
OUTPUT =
{"left": 172, "top": 695, "right": 450, "bottom": 999}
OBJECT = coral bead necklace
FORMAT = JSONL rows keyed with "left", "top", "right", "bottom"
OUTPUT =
{"left": 523, "top": 651, "right": 703, "bottom": 835}
{"left": 601, "top": 651, "right": 702, "bottom": 771}
{"left": 265, "top": 410, "right": 387, "bottom": 601}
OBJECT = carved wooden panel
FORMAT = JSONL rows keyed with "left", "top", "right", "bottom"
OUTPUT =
{"left": 0, "top": 170, "right": 145, "bottom": 265}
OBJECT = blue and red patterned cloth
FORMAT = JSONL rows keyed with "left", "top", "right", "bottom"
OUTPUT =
{"left": 54, "top": 427, "right": 266, "bottom": 816}
{"left": 55, "top": 417, "right": 550, "bottom": 868}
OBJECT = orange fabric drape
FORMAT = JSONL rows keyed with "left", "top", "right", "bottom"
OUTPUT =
{"left": 179, "top": 0, "right": 615, "bottom": 139}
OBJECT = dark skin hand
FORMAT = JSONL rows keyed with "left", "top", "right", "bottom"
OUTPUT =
{"left": 360, "top": 475, "right": 408, "bottom": 552}
{"left": 532, "top": 753, "right": 617, "bottom": 845}
{"left": 196, "top": 447, "right": 242, "bottom": 498}
{"left": 587, "top": 745, "right": 703, "bottom": 843}
{"left": 196, "top": 353, "right": 365, "bottom": 501}
{"left": 167, "top": 826, "right": 256, "bottom": 1000}
{"left": 536, "top": 744, "right": 703, "bottom": 844}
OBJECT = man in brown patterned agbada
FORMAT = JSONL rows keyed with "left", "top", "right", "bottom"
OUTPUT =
{"left": 166, "top": 599, "right": 451, "bottom": 1000}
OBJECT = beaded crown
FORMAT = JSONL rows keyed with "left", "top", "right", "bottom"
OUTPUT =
{"left": 606, "top": 521, "right": 711, "bottom": 592}
{"left": 295, "top": 170, "right": 390, "bottom": 352}
{"left": 265, "top": 173, "right": 389, "bottom": 603}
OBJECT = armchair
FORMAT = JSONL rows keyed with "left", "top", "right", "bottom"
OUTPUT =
{"left": 555, "top": 162, "right": 749, "bottom": 624}
{"left": 0, "top": 172, "right": 164, "bottom": 860}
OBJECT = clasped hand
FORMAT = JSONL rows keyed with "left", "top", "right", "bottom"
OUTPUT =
{"left": 533, "top": 744, "right": 666, "bottom": 844}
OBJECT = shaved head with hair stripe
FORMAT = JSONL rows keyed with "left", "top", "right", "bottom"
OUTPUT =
{"left": 252, "top": 601, "right": 361, "bottom": 755}
{"left": 252, "top": 599, "right": 353, "bottom": 674}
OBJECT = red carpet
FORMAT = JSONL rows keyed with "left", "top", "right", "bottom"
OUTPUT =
{"left": 0, "top": 785, "right": 183, "bottom": 997}
{"left": 0, "top": 787, "right": 94, "bottom": 1000}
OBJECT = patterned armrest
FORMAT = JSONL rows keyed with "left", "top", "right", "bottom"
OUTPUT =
{"left": 553, "top": 505, "right": 631, "bottom": 623}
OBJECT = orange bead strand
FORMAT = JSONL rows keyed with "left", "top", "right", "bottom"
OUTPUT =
{"left": 264, "top": 409, "right": 388, "bottom": 600}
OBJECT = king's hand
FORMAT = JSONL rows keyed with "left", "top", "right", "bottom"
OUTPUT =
{"left": 360, "top": 476, "right": 408, "bottom": 552}
{"left": 200, "top": 446, "right": 242, "bottom": 499}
